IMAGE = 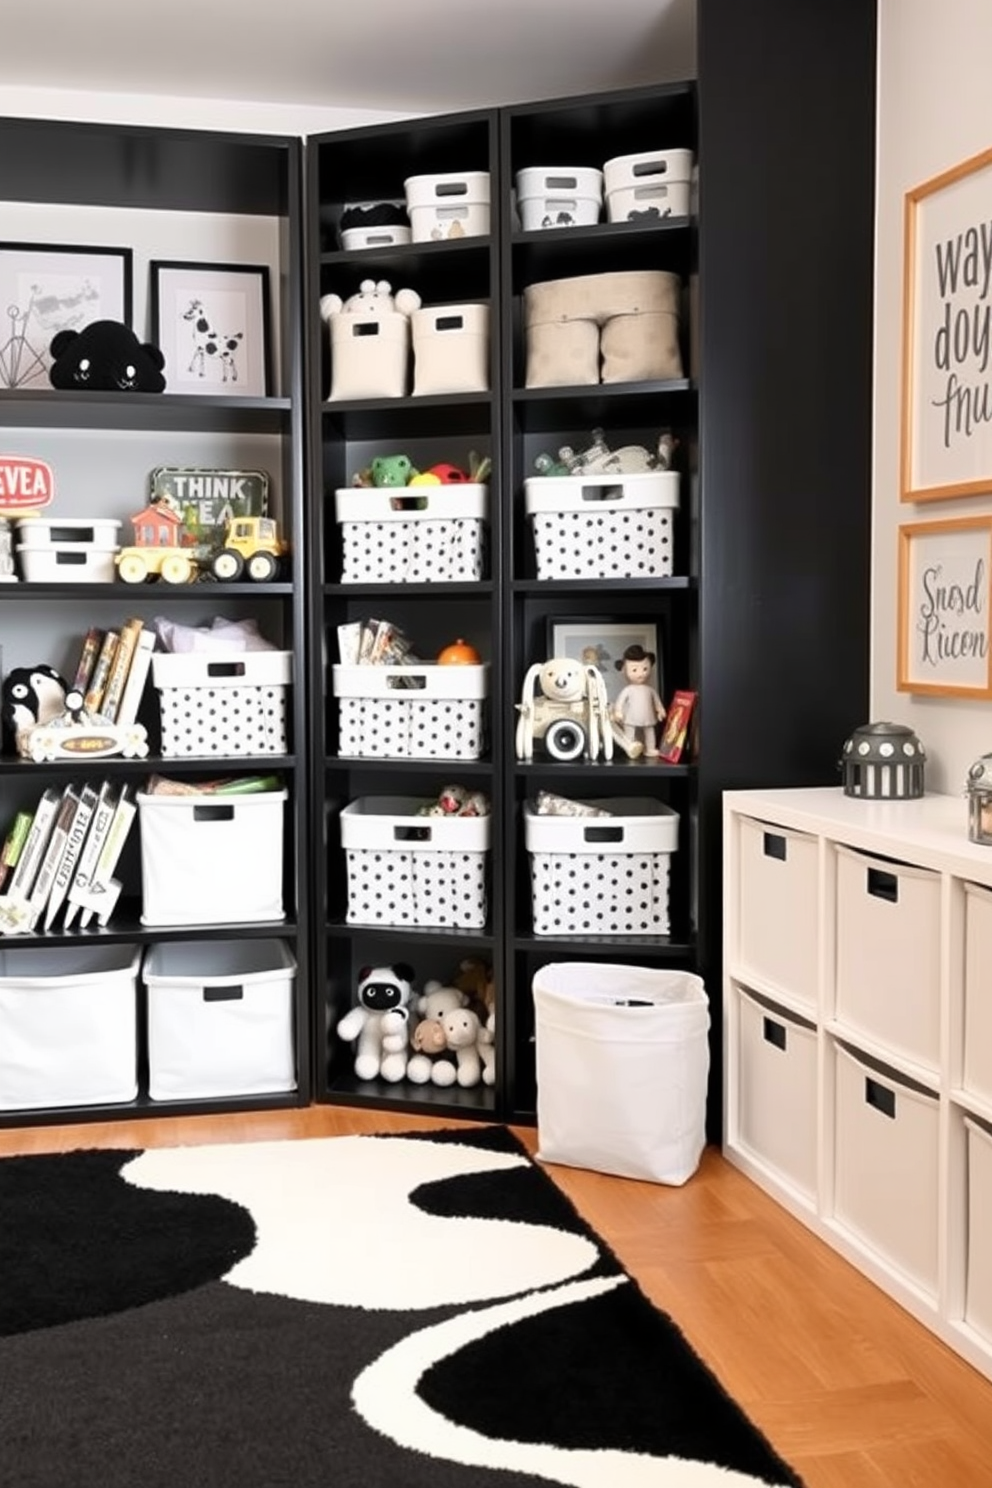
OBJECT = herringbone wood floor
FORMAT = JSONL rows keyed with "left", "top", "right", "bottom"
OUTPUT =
{"left": 3, "top": 1104, "right": 991, "bottom": 1487}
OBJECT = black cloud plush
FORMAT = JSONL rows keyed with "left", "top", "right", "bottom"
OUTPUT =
{"left": 48, "top": 319, "right": 166, "bottom": 392}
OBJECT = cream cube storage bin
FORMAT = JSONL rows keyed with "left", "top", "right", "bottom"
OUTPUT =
{"left": 341, "top": 797, "right": 490, "bottom": 929}
{"left": 603, "top": 148, "right": 694, "bottom": 221}
{"left": 16, "top": 516, "right": 121, "bottom": 583}
{"left": 412, "top": 303, "right": 489, "bottom": 395}
{"left": 335, "top": 484, "right": 487, "bottom": 583}
{"left": 737, "top": 816, "right": 819, "bottom": 1012}
{"left": 965, "top": 1116, "right": 992, "bottom": 1343}
{"left": 964, "top": 882, "right": 992, "bottom": 1104}
{"left": 151, "top": 650, "right": 292, "bottom": 758}
{"left": 736, "top": 985, "right": 817, "bottom": 1201}
{"left": 524, "top": 798, "right": 678, "bottom": 935}
{"left": 834, "top": 845, "right": 941, "bottom": 1071}
{"left": 525, "top": 470, "right": 678, "bottom": 580}
{"left": 137, "top": 788, "right": 287, "bottom": 926}
{"left": 327, "top": 309, "right": 411, "bottom": 400}
{"left": 404, "top": 170, "right": 490, "bottom": 242}
{"left": 0, "top": 944, "right": 140, "bottom": 1109}
{"left": 832, "top": 1040, "right": 939, "bottom": 1297}
{"left": 333, "top": 663, "right": 487, "bottom": 760}
{"left": 143, "top": 939, "right": 296, "bottom": 1101}
{"left": 515, "top": 166, "right": 603, "bottom": 230}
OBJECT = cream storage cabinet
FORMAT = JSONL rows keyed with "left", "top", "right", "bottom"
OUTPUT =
{"left": 723, "top": 786, "right": 992, "bottom": 1386}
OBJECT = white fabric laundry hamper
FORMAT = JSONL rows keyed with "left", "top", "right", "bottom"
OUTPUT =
{"left": 532, "top": 962, "right": 710, "bottom": 1185}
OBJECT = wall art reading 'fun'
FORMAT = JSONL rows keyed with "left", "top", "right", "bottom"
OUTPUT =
{"left": 901, "top": 147, "right": 992, "bottom": 503}
{"left": 898, "top": 515, "right": 992, "bottom": 697}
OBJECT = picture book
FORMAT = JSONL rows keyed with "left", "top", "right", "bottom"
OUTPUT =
{"left": 100, "top": 616, "right": 144, "bottom": 723}
{"left": 657, "top": 689, "right": 697, "bottom": 764}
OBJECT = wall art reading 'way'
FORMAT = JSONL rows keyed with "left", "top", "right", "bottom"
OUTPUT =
{"left": 898, "top": 515, "right": 992, "bottom": 697}
{"left": 902, "top": 146, "right": 992, "bottom": 503}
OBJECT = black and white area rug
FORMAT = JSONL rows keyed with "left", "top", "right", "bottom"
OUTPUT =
{"left": 0, "top": 1125, "right": 804, "bottom": 1487}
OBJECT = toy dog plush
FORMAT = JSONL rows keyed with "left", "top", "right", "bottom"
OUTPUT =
{"left": 515, "top": 656, "right": 614, "bottom": 763}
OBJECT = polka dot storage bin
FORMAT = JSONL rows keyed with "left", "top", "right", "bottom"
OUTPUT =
{"left": 524, "top": 471, "right": 679, "bottom": 580}
{"left": 524, "top": 797, "right": 679, "bottom": 935}
{"left": 334, "top": 484, "right": 487, "bottom": 583}
{"left": 340, "top": 797, "right": 490, "bottom": 929}
{"left": 332, "top": 663, "right": 487, "bottom": 759}
{"left": 152, "top": 650, "right": 292, "bottom": 758}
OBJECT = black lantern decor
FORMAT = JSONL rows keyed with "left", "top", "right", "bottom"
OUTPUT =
{"left": 966, "top": 753, "right": 992, "bottom": 845}
{"left": 841, "top": 721, "right": 926, "bottom": 800}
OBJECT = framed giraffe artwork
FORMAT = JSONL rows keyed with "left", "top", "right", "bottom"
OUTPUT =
{"left": 0, "top": 242, "right": 133, "bottom": 391}
{"left": 150, "top": 261, "right": 271, "bottom": 398}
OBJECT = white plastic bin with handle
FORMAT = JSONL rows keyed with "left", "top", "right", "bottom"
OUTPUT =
{"left": 532, "top": 962, "right": 710, "bottom": 1184}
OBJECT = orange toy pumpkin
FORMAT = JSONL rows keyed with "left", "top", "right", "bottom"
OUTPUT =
{"left": 437, "top": 637, "right": 481, "bottom": 665}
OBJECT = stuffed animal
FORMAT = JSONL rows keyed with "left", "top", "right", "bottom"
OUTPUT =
{"left": 336, "top": 963, "right": 415, "bottom": 1083}
{"left": 48, "top": 320, "right": 166, "bottom": 393}
{"left": 453, "top": 957, "right": 495, "bottom": 1031}
{"left": 405, "top": 981, "right": 468, "bottom": 1086}
{"left": 441, "top": 1005, "right": 494, "bottom": 1088}
{"left": 319, "top": 278, "right": 421, "bottom": 326}
{"left": 1, "top": 665, "right": 67, "bottom": 754}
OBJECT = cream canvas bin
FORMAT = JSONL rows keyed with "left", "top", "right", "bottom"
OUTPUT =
{"left": 524, "top": 798, "right": 678, "bottom": 935}
{"left": 524, "top": 470, "right": 678, "bottom": 580}
{"left": 328, "top": 310, "right": 410, "bottom": 400}
{"left": 515, "top": 166, "right": 603, "bottom": 230}
{"left": 340, "top": 797, "right": 490, "bottom": 929}
{"left": 333, "top": 662, "right": 487, "bottom": 759}
{"left": 137, "top": 788, "right": 287, "bottom": 926}
{"left": 603, "top": 148, "right": 694, "bottom": 221}
{"left": 965, "top": 1116, "right": 992, "bottom": 1343}
{"left": 964, "top": 882, "right": 992, "bottom": 1104}
{"left": 412, "top": 303, "right": 489, "bottom": 395}
{"left": 0, "top": 944, "right": 139, "bottom": 1109}
{"left": 335, "top": 484, "right": 487, "bottom": 583}
{"left": 835, "top": 845, "right": 941, "bottom": 1071}
{"left": 736, "top": 984, "right": 817, "bottom": 1200}
{"left": 737, "top": 816, "right": 819, "bottom": 1012}
{"left": 151, "top": 649, "right": 292, "bottom": 758}
{"left": 404, "top": 171, "right": 490, "bottom": 242}
{"left": 833, "top": 1040, "right": 939, "bottom": 1297}
{"left": 144, "top": 939, "right": 297, "bottom": 1101}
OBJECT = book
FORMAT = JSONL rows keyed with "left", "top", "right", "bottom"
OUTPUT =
{"left": 62, "top": 782, "right": 119, "bottom": 929}
{"left": 69, "top": 626, "right": 103, "bottom": 697}
{"left": 656, "top": 689, "right": 698, "bottom": 764}
{"left": 0, "top": 810, "right": 33, "bottom": 894}
{"left": 44, "top": 781, "right": 99, "bottom": 930}
{"left": 77, "top": 785, "right": 136, "bottom": 928}
{"left": 99, "top": 616, "right": 144, "bottom": 723}
{"left": 84, "top": 629, "right": 120, "bottom": 715}
{"left": 114, "top": 628, "right": 156, "bottom": 727}
{"left": 28, "top": 785, "right": 79, "bottom": 929}
{"left": 6, "top": 787, "right": 61, "bottom": 902}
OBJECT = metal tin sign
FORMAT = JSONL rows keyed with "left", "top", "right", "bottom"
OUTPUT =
{"left": 149, "top": 466, "right": 269, "bottom": 559}
{"left": 0, "top": 455, "right": 55, "bottom": 510}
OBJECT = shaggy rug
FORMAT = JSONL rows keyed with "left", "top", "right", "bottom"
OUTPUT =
{"left": 0, "top": 1124, "right": 803, "bottom": 1487}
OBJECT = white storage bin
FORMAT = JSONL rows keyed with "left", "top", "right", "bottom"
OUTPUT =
{"left": 151, "top": 649, "right": 292, "bottom": 758}
{"left": 965, "top": 1115, "right": 992, "bottom": 1342}
{"left": 340, "top": 797, "right": 490, "bottom": 929}
{"left": 17, "top": 542, "right": 118, "bottom": 583}
{"left": 835, "top": 845, "right": 941, "bottom": 1070}
{"left": 737, "top": 816, "right": 819, "bottom": 1011}
{"left": 0, "top": 944, "right": 139, "bottom": 1109}
{"left": 533, "top": 962, "right": 710, "bottom": 1185}
{"left": 327, "top": 310, "right": 410, "bottom": 400}
{"left": 340, "top": 225, "right": 412, "bottom": 250}
{"left": 603, "top": 148, "right": 694, "bottom": 222}
{"left": 524, "top": 797, "right": 678, "bottom": 935}
{"left": 16, "top": 516, "right": 121, "bottom": 548}
{"left": 736, "top": 985, "right": 817, "bottom": 1199}
{"left": 333, "top": 662, "right": 487, "bottom": 760}
{"left": 515, "top": 166, "right": 603, "bottom": 230}
{"left": 833, "top": 1040, "right": 939, "bottom": 1296}
{"left": 524, "top": 470, "right": 679, "bottom": 580}
{"left": 404, "top": 170, "right": 490, "bottom": 242}
{"left": 143, "top": 939, "right": 297, "bottom": 1101}
{"left": 137, "top": 788, "right": 287, "bottom": 926}
{"left": 964, "top": 882, "right": 992, "bottom": 1104}
{"left": 412, "top": 303, "right": 489, "bottom": 395}
{"left": 335, "top": 484, "right": 487, "bottom": 583}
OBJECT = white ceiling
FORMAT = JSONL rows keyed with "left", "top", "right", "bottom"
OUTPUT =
{"left": 0, "top": 0, "right": 696, "bottom": 115}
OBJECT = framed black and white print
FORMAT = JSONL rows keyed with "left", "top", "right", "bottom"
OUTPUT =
{"left": 0, "top": 243, "right": 133, "bottom": 391}
{"left": 150, "top": 261, "right": 271, "bottom": 397}
{"left": 547, "top": 617, "right": 661, "bottom": 709}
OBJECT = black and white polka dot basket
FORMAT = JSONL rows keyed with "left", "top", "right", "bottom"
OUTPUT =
{"left": 335, "top": 484, "right": 487, "bottom": 584}
{"left": 151, "top": 650, "right": 292, "bottom": 758}
{"left": 340, "top": 797, "right": 490, "bottom": 928}
{"left": 524, "top": 471, "right": 678, "bottom": 580}
{"left": 524, "top": 797, "right": 679, "bottom": 935}
{"left": 332, "top": 662, "right": 487, "bottom": 760}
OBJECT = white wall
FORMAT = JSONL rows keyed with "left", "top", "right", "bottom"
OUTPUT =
{"left": 875, "top": 0, "right": 992, "bottom": 792}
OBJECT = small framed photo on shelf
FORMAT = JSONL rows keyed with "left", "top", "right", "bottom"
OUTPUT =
{"left": 546, "top": 617, "right": 661, "bottom": 709}
{"left": 149, "top": 261, "right": 271, "bottom": 397}
{"left": 0, "top": 242, "right": 133, "bottom": 391}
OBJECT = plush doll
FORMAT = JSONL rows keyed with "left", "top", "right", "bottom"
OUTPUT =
{"left": 1, "top": 665, "right": 67, "bottom": 754}
{"left": 48, "top": 320, "right": 167, "bottom": 393}
{"left": 613, "top": 644, "right": 666, "bottom": 758}
{"left": 319, "top": 279, "right": 421, "bottom": 327}
{"left": 320, "top": 280, "right": 422, "bottom": 401}
{"left": 440, "top": 1005, "right": 494, "bottom": 1088}
{"left": 336, "top": 963, "right": 415, "bottom": 1083}
{"left": 405, "top": 981, "right": 468, "bottom": 1086}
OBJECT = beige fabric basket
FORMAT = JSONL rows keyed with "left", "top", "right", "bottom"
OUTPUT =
{"left": 524, "top": 269, "right": 683, "bottom": 387}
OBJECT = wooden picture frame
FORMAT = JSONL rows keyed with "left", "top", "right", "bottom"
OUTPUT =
{"left": 0, "top": 242, "right": 133, "bottom": 391}
{"left": 897, "top": 515, "right": 992, "bottom": 697}
{"left": 901, "top": 146, "right": 992, "bottom": 503}
{"left": 150, "top": 260, "right": 271, "bottom": 397}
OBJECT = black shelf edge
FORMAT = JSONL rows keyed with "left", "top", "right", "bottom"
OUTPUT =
{"left": 511, "top": 576, "right": 694, "bottom": 595}
{"left": 9, "top": 916, "right": 299, "bottom": 949}
{"left": 0, "top": 1087, "right": 305, "bottom": 1129}
{"left": 514, "top": 759, "right": 693, "bottom": 779}
{"left": 325, "top": 756, "right": 492, "bottom": 776}
{"left": 0, "top": 754, "right": 297, "bottom": 778}
{"left": 0, "top": 390, "right": 293, "bottom": 434}
{"left": 319, "top": 1075, "right": 497, "bottom": 1118}
{"left": 324, "top": 581, "right": 494, "bottom": 599}
{"left": 511, "top": 217, "right": 691, "bottom": 249}
{"left": 512, "top": 378, "right": 695, "bottom": 403}
{"left": 325, "top": 921, "right": 495, "bottom": 949}
{"left": 513, "top": 933, "right": 695, "bottom": 957}
{"left": 321, "top": 389, "right": 493, "bottom": 416}
{"left": 320, "top": 237, "right": 493, "bottom": 268}
{"left": 0, "top": 583, "right": 293, "bottom": 600}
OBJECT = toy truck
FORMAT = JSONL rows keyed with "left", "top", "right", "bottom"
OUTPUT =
{"left": 116, "top": 514, "right": 287, "bottom": 584}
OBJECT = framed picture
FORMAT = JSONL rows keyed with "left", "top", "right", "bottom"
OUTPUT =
{"left": 150, "top": 261, "right": 271, "bottom": 397}
{"left": 901, "top": 146, "right": 992, "bottom": 502}
{"left": 547, "top": 617, "right": 662, "bottom": 709}
{"left": 897, "top": 515, "right": 992, "bottom": 697}
{"left": 0, "top": 243, "right": 133, "bottom": 391}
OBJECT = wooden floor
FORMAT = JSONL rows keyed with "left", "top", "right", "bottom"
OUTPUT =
{"left": 3, "top": 1105, "right": 992, "bottom": 1487}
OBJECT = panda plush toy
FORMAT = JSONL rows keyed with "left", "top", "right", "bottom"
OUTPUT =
{"left": 1, "top": 665, "right": 67, "bottom": 755}
{"left": 336, "top": 963, "right": 416, "bottom": 1083}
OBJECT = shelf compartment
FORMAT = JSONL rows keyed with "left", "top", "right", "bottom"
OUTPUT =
{"left": 0, "top": 390, "right": 293, "bottom": 434}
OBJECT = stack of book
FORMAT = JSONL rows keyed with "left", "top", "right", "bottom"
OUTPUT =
{"left": 71, "top": 618, "right": 156, "bottom": 724}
